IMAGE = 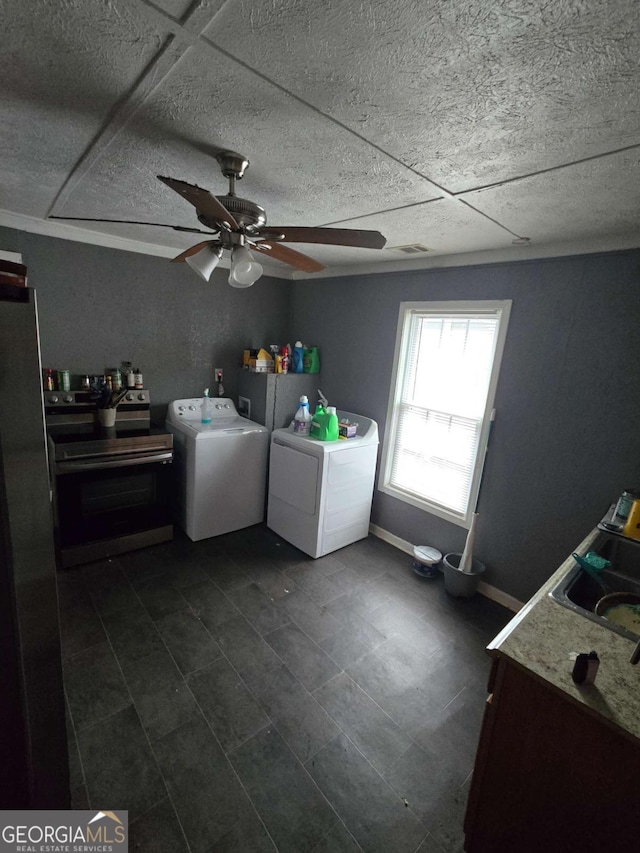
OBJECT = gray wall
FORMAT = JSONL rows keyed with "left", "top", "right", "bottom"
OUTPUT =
{"left": 0, "top": 226, "right": 292, "bottom": 422}
{"left": 4, "top": 221, "right": 640, "bottom": 601}
{"left": 291, "top": 250, "right": 640, "bottom": 602}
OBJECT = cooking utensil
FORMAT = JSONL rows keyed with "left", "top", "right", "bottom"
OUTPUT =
{"left": 110, "top": 387, "right": 128, "bottom": 408}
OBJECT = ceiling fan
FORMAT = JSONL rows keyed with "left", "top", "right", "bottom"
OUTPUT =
{"left": 50, "top": 151, "right": 387, "bottom": 287}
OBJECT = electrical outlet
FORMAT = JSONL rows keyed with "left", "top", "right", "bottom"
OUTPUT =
{"left": 238, "top": 396, "right": 251, "bottom": 419}
{"left": 215, "top": 368, "right": 223, "bottom": 383}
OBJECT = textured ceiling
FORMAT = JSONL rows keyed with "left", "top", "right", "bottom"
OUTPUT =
{"left": 0, "top": 0, "right": 638, "bottom": 279}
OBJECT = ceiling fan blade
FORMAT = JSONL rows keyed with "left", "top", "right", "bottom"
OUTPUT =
{"left": 258, "top": 226, "right": 386, "bottom": 250}
{"left": 171, "top": 241, "right": 212, "bottom": 263}
{"left": 253, "top": 241, "right": 325, "bottom": 273}
{"left": 157, "top": 176, "right": 238, "bottom": 230}
{"left": 48, "top": 215, "right": 215, "bottom": 235}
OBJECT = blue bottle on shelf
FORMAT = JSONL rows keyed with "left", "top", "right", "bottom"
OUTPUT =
{"left": 293, "top": 341, "right": 305, "bottom": 373}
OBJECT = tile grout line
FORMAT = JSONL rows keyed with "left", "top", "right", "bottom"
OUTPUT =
{"left": 442, "top": 685, "right": 468, "bottom": 712}
{"left": 62, "top": 688, "right": 90, "bottom": 808}
{"left": 309, "top": 820, "right": 365, "bottom": 853}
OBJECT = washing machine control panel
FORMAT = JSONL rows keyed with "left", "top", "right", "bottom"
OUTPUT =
{"left": 167, "top": 397, "right": 239, "bottom": 422}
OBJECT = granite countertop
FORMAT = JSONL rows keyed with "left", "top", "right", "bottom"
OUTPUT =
{"left": 488, "top": 526, "right": 640, "bottom": 743}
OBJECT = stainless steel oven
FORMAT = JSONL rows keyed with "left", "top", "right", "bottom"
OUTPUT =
{"left": 45, "top": 390, "right": 173, "bottom": 568}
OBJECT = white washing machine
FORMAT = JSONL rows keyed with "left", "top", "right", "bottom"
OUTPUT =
{"left": 166, "top": 398, "right": 269, "bottom": 541}
{"left": 267, "top": 411, "right": 378, "bottom": 558}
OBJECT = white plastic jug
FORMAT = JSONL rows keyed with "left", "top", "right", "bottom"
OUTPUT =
{"left": 293, "top": 395, "right": 311, "bottom": 435}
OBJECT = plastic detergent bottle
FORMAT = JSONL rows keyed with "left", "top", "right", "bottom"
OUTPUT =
{"left": 293, "top": 395, "right": 312, "bottom": 435}
{"left": 201, "top": 388, "right": 213, "bottom": 424}
{"left": 293, "top": 341, "right": 305, "bottom": 373}
{"left": 310, "top": 402, "right": 325, "bottom": 439}
{"left": 310, "top": 404, "right": 339, "bottom": 441}
{"left": 303, "top": 345, "right": 320, "bottom": 374}
{"left": 325, "top": 406, "right": 339, "bottom": 440}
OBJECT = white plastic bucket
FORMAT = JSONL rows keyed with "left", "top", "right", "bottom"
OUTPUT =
{"left": 412, "top": 545, "right": 442, "bottom": 578}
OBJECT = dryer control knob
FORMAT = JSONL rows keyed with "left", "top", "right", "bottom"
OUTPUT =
{"left": 188, "top": 405, "right": 196, "bottom": 411}
{"left": 215, "top": 403, "right": 223, "bottom": 409}
{"left": 126, "top": 393, "right": 134, "bottom": 401}
{"left": 138, "top": 393, "right": 146, "bottom": 401}
{"left": 63, "top": 395, "right": 73, "bottom": 403}
{"left": 224, "top": 403, "right": 230, "bottom": 409}
{"left": 49, "top": 395, "right": 59, "bottom": 404}
{"left": 178, "top": 406, "right": 186, "bottom": 412}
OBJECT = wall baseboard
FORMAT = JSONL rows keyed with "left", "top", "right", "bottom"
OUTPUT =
{"left": 369, "top": 522, "right": 523, "bottom": 613}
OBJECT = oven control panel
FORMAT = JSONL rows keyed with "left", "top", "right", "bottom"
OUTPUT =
{"left": 44, "top": 389, "right": 152, "bottom": 431}
{"left": 44, "top": 390, "right": 149, "bottom": 408}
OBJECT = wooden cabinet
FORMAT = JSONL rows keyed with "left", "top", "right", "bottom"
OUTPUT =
{"left": 464, "top": 655, "right": 639, "bottom": 852}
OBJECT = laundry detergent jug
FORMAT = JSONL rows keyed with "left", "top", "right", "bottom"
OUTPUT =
{"left": 310, "top": 405, "right": 338, "bottom": 441}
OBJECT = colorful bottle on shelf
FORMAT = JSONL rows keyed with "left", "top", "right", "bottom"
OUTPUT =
{"left": 303, "top": 346, "right": 320, "bottom": 374}
{"left": 293, "top": 341, "right": 305, "bottom": 373}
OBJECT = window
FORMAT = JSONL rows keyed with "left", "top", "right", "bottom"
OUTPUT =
{"left": 380, "top": 300, "right": 511, "bottom": 528}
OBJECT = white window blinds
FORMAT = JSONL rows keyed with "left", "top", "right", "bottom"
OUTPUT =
{"left": 382, "top": 302, "right": 510, "bottom": 525}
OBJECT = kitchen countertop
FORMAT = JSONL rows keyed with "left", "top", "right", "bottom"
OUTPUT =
{"left": 488, "top": 525, "right": 640, "bottom": 743}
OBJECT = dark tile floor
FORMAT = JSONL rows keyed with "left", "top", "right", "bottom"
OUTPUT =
{"left": 58, "top": 526, "right": 512, "bottom": 853}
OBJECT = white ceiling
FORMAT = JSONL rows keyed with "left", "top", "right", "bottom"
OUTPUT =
{"left": 1, "top": 0, "right": 639, "bottom": 279}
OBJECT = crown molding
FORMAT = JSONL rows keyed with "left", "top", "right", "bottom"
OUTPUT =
{"left": 2, "top": 208, "right": 637, "bottom": 281}
{"left": 290, "top": 233, "right": 640, "bottom": 280}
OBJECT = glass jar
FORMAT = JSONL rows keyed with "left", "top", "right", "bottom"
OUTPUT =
{"left": 615, "top": 489, "right": 640, "bottom": 521}
{"left": 111, "top": 368, "right": 122, "bottom": 391}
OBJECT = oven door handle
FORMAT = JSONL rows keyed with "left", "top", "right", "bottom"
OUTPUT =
{"left": 56, "top": 451, "right": 173, "bottom": 473}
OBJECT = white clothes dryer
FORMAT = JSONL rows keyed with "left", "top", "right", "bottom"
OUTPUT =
{"left": 166, "top": 398, "right": 269, "bottom": 541}
{"left": 267, "top": 411, "right": 378, "bottom": 558}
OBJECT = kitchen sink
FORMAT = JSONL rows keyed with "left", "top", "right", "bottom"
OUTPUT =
{"left": 549, "top": 531, "right": 640, "bottom": 641}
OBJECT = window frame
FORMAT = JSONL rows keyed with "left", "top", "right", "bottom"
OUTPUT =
{"left": 379, "top": 299, "right": 512, "bottom": 529}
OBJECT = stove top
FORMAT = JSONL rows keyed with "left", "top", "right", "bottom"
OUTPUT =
{"left": 44, "top": 388, "right": 173, "bottom": 460}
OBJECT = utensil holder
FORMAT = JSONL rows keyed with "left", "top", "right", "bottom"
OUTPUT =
{"left": 98, "top": 408, "right": 117, "bottom": 428}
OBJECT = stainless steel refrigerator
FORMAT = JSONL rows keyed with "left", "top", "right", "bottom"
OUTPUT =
{"left": 0, "top": 283, "right": 69, "bottom": 806}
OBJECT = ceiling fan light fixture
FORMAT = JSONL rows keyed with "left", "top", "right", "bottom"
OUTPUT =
{"left": 185, "top": 243, "right": 223, "bottom": 281}
{"left": 228, "top": 245, "right": 263, "bottom": 288}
